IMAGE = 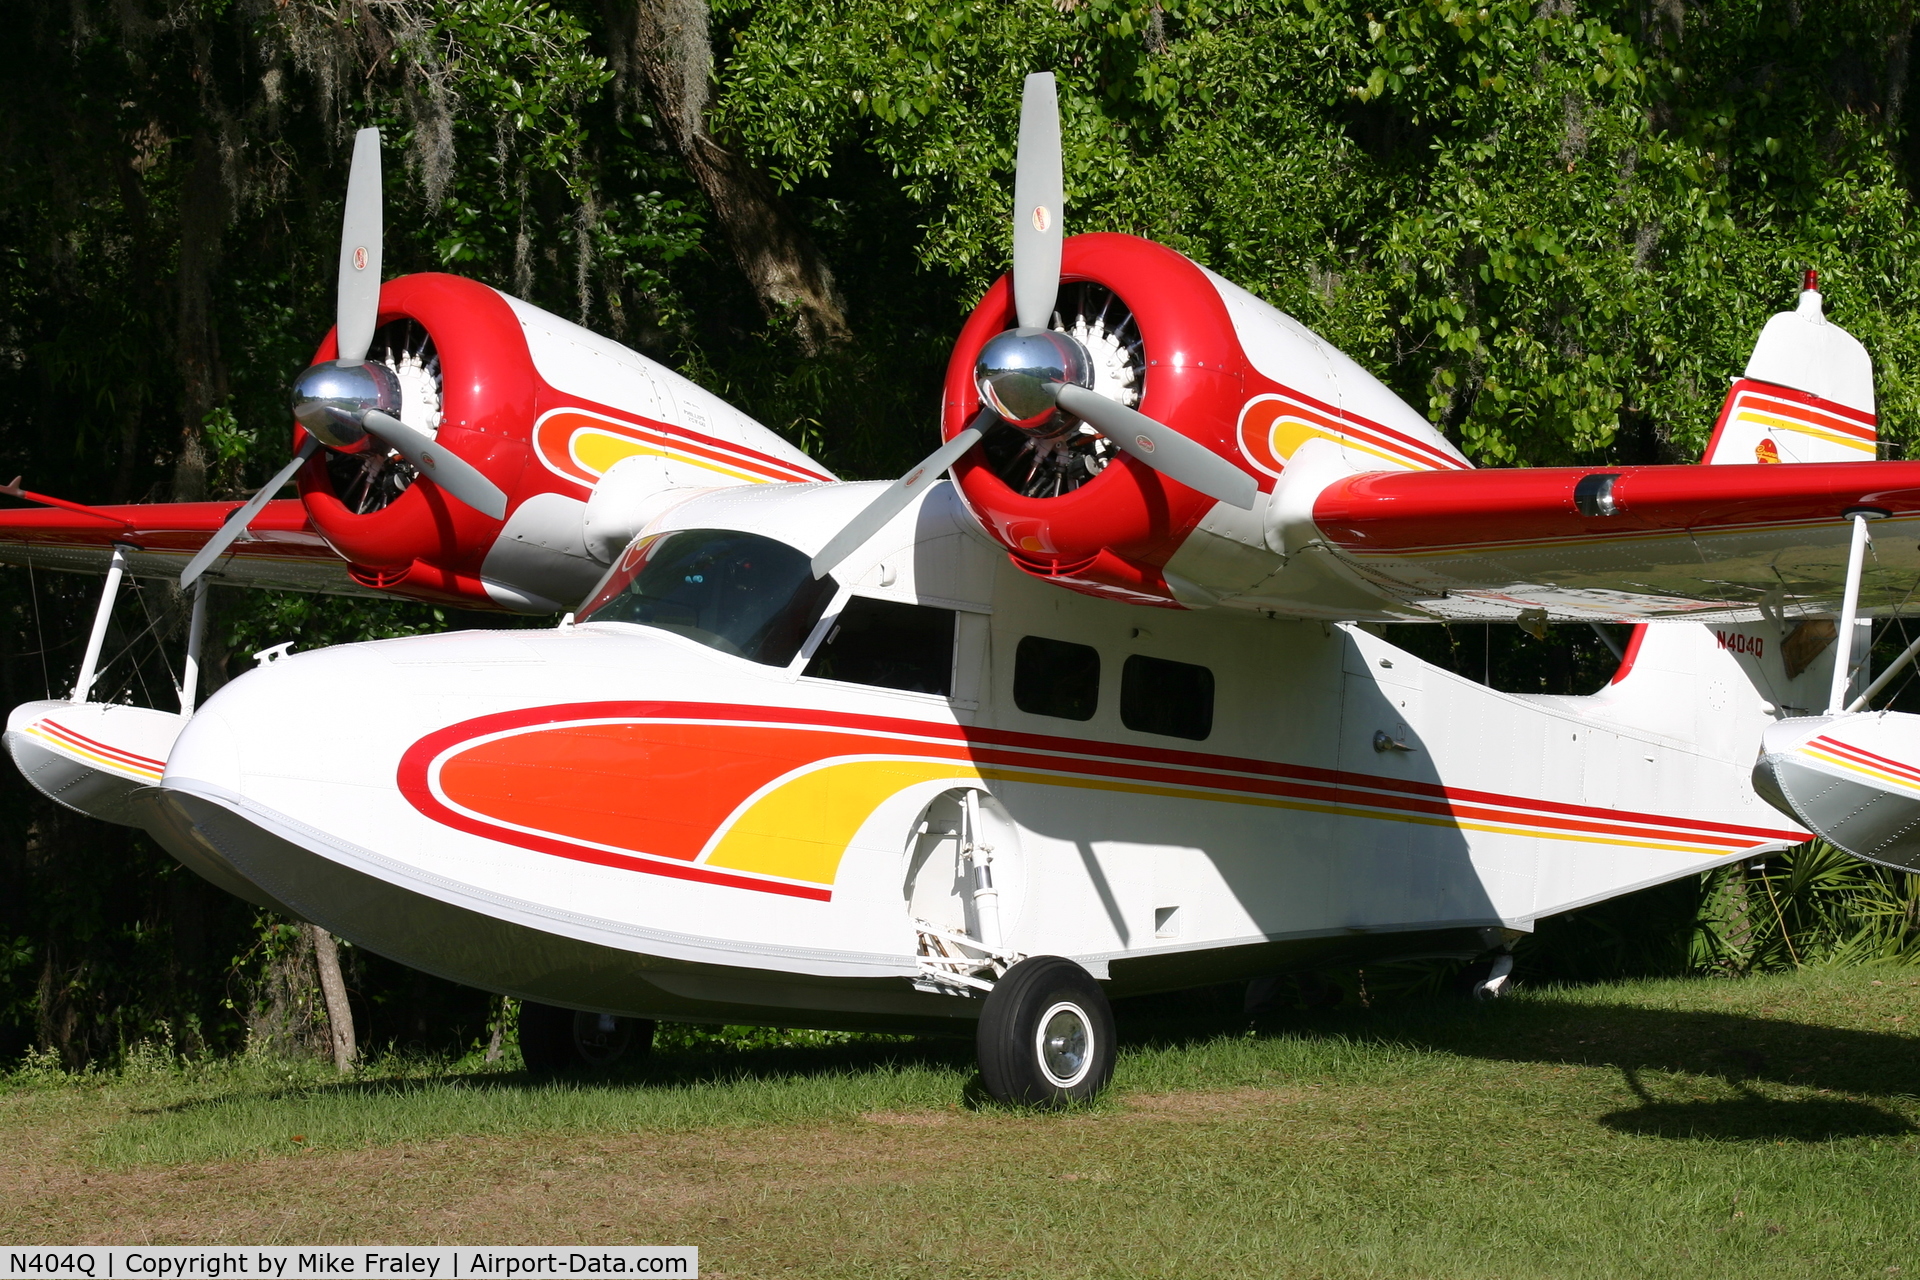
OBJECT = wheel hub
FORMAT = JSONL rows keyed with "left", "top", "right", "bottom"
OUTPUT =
{"left": 1036, "top": 1002, "right": 1092, "bottom": 1087}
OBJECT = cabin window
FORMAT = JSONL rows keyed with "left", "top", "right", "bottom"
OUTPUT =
{"left": 575, "top": 529, "right": 836, "bottom": 667}
{"left": 1014, "top": 636, "right": 1100, "bottom": 721}
{"left": 804, "top": 597, "right": 955, "bottom": 695}
{"left": 1121, "top": 654, "right": 1214, "bottom": 740}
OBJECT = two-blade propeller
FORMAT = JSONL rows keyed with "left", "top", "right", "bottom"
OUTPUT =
{"left": 182, "top": 129, "right": 508, "bottom": 589}
{"left": 811, "top": 72, "right": 1255, "bottom": 582}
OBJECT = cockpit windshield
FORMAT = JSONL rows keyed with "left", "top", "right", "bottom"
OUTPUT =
{"left": 575, "top": 529, "right": 837, "bottom": 667}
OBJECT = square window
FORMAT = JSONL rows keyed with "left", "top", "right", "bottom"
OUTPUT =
{"left": 804, "top": 597, "right": 955, "bottom": 695}
{"left": 1014, "top": 635, "right": 1100, "bottom": 721}
{"left": 1121, "top": 654, "right": 1214, "bottom": 740}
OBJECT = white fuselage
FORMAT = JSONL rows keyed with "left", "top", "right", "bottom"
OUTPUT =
{"left": 142, "top": 481, "right": 1807, "bottom": 1030}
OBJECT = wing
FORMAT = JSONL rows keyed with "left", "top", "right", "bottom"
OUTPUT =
{"left": 0, "top": 499, "right": 372, "bottom": 596}
{"left": 1305, "top": 460, "right": 1920, "bottom": 622}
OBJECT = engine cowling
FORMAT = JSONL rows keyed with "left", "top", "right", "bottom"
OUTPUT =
{"left": 294, "top": 273, "right": 833, "bottom": 612}
{"left": 942, "top": 233, "right": 1468, "bottom": 608}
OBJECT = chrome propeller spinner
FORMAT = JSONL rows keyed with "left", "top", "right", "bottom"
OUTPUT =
{"left": 975, "top": 327, "right": 1095, "bottom": 430}
{"left": 290, "top": 359, "right": 400, "bottom": 451}
{"left": 811, "top": 71, "right": 1255, "bottom": 582}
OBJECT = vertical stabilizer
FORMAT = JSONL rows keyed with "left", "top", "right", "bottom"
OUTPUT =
{"left": 1597, "top": 272, "right": 1877, "bottom": 741}
{"left": 1702, "top": 272, "right": 1877, "bottom": 465}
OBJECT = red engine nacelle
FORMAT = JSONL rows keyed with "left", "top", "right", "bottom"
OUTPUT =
{"left": 943, "top": 235, "right": 1258, "bottom": 607}
{"left": 292, "top": 273, "right": 831, "bottom": 612}
{"left": 943, "top": 233, "right": 1468, "bottom": 608}
{"left": 296, "top": 275, "right": 534, "bottom": 605}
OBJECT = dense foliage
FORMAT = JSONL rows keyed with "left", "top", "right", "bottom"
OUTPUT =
{"left": 5, "top": 0, "right": 1920, "bottom": 1065}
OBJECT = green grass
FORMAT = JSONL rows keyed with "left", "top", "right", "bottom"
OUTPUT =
{"left": 3, "top": 968, "right": 1918, "bottom": 1278}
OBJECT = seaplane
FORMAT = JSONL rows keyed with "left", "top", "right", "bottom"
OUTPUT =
{"left": 5, "top": 73, "right": 1920, "bottom": 1106}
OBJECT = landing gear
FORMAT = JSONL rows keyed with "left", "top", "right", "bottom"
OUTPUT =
{"left": 518, "top": 1001, "right": 655, "bottom": 1074}
{"left": 1456, "top": 952, "right": 1515, "bottom": 1001}
{"left": 976, "top": 955, "right": 1115, "bottom": 1107}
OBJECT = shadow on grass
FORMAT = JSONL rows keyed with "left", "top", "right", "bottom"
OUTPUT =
{"left": 1114, "top": 983, "right": 1920, "bottom": 1140}
{"left": 1595, "top": 1068, "right": 1916, "bottom": 1141}
{"left": 124, "top": 982, "right": 1920, "bottom": 1143}
{"left": 132, "top": 1036, "right": 980, "bottom": 1118}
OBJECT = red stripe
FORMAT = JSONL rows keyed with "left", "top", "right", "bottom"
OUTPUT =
{"left": 551, "top": 403, "right": 832, "bottom": 483}
{"left": 1738, "top": 392, "right": 1878, "bottom": 442}
{"left": 1265, "top": 385, "right": 1465, "bottom": 471}
{"left": 572, "top": 420, "right": 813, "bottom": 483}
{"left": 777, "top": 730, "right": 1761, "bottom": 848}
{"left": 396, "top": 712, "right": 833, "bottom": 900}
{"left": 1810, "top": 735, "right": 1920, "bottom": 786}
{"left": 38, "top": 720, "right": 166, "bottom": 771}
{"left": 1739, "top": 379, "right": 1877, "bottom": 427}
{"left": 406, "top": 701, "right": 1803, "bottom": 847}
{"left": 431, "top": 807, "right": 830, "bottom": 900}
{"left": 961, "top": 740, "right": 1761, "bottom": 845}
{"left": 1609, "top": 624, "right": 1648, "bottom": 686}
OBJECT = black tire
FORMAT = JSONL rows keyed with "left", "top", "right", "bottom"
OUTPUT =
{"left": 518, "top": 1000, "right": 656, "bottom": 1075}
{"left": 976, "top": 956, "right": 1116, "bottom": 1108}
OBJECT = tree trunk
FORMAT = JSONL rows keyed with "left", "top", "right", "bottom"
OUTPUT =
{"left": 172, "top": 128, "right": 227, "bottom": 502}
{"left": 309, "top": 923, "right": 358, "bottom": 1072}
{"left": 602, "top": 0, "right": 852, "bottom": 352}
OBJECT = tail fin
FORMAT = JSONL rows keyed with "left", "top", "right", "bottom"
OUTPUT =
{"left": 1702, "top": 270, "right": 1877, "bottom": 466}
{"left": 1596, "top": 272, "right": 1874, "bottom": 739}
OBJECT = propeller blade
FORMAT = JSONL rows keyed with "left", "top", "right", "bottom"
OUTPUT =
{"left": 336, "top": 127, "right": 384, "bottom": 364}
{"left": 363, "top": 410, "right": 509, "bottom": 520}
{"left": 1012, "top": 72, "right": 1064, "bottom": 331}
{"left": 180, "top": 437, "right": 322, "bottom": 588}
{"left": 1054, "top": 383, "right": 1257, "bottom": 510}
{"left": 811, "top": 409, "right": 997, "bottom": 580}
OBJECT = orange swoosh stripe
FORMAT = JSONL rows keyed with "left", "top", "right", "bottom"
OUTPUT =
{"left": 398, "top": 702, "right": 1800, "bottom": 898}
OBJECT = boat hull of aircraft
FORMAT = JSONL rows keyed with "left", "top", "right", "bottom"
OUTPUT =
{"left": 127, "top": 482, "right": 1810, "bottom": 1031}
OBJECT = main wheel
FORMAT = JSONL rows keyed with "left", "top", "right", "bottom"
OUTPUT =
{"left": 518, "top": 1001, "right": 655, "bottom": 1075}
{"left": 976, "top": 956, "right": 1116, "bottom": 1107}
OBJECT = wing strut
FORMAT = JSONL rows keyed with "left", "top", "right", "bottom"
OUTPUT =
{"left": 178, "top": 578, "right": 209, "bottom": 715}
{"left": 1829, "top": 509, "right": 1884, "bottom": 713}
{"left": 72, "top": 544, "right": 130, "bottom": 703}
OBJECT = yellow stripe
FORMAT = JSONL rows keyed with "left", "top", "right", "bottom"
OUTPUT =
{"left": 1271, "top": 420, "right": 1431, "bottom": 473}
{"left": 1326, "top": 434, "right": 1429, "bottom": 472}
{"left": 978, "top": 767, "right": 1735, "bottom": 857}
{"left": 24, "top": 726, "right": 162, "bottom": 781}
{"left": 570, "top": 431, "right": 768, "bottom": 485}
{"left": 700, "top": 756, "right": 1738, "bottom": 884}
{"left": 1734, "top": 409, "right": 1876, "bottom": 453}
{"left": 1802, "top": 747, "right": 1920, "bottom": 793}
